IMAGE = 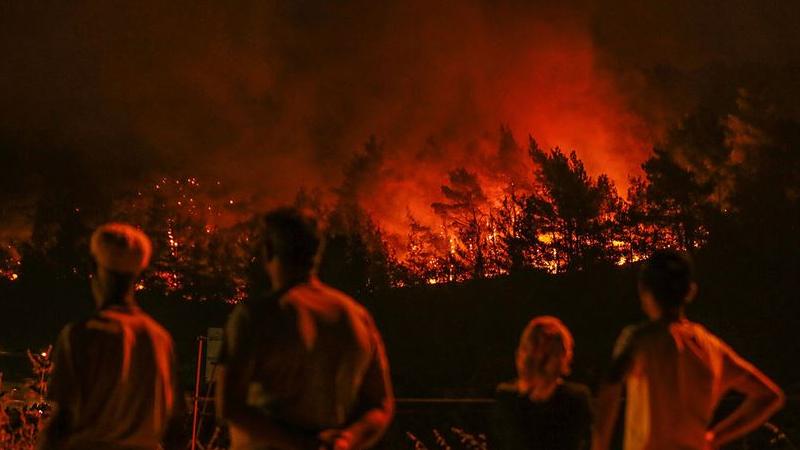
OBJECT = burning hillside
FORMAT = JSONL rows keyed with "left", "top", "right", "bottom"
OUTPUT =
{"left": 2, "top": 1, "right": 800, "bottom": 298}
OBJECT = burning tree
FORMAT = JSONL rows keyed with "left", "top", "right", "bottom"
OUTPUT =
{"left": 322, "top": 204, "right": 397, "bottom": 296}
{"left": 7, "top": 88, "right": 798, "bottom": 298}
{"left": 637, "top": 146, "right": 714, "bottom": 250}
{"left": 0, "top": 243, "right": 21, "bottom": 282}
{"left": 110, "top": 177, "right": 251, "bottom": 303}
{"left": 432, "top": 168, "right": 495, "bottom": 280}
{"left": 399, "top": 131, "right": 650, "bottom": 282}
{"left": 489, "top": 185, "right": 531, "bottom": 274}
{"left": 524, "top": 139, "right": 623, "bottom": 272}
{"left": 403, "top": 214, "right": 451, "bottom": 285}
{"left": 315, "top": 137, "right": 401, "bottom": 295}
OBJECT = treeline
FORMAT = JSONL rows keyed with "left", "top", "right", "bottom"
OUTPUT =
{"left": 356, "top": 89, "right": 800, "bottom": 289}
{"left": 1, "top": 89, "right": 799, "bottom": 303}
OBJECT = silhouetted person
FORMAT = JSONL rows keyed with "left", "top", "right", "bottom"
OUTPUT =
{"left": 593, "top": 250, "right": 785, "bottom": 450}
{"left": 494, "top": 316, "right": 592, "bottom": 450}
{"left": 216, "top": 208, "right": 394, "bottom": 450}
{"left": 38, "top": 223, "right": 181, "bottom": 450}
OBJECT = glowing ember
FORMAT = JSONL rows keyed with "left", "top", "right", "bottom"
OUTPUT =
{"left": 0, "top": 244, "right": 22, "bottom": 282}
{"left": 154, "top": 270, "right": 181, "bottom": 293}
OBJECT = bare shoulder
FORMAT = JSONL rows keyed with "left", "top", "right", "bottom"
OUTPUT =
{"left": 670, "top": 320, "right": 734, "bottom": 357}
{"left": 686, "top": 321, "right": 724, "bottom": 343}
{"left": 310, "top": 280, "right": 373, "bottom": 319}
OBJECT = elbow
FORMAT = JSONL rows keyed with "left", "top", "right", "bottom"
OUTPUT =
{"left": 370, "top": 394, "right": 396, "bottom": 428}
{"left": 366, "top": 399, "right": 396, "bottom": 436}
{"left": 369, "top": 403, "right": 394, "bottom": 435}
{"left": 757, "top": 385, "right": 786, "bottom": 415}
{"left": 772, "top": 387, "right": 786, "bottom": 411}
{"left": 347, "top": 402, "right": 395, "bottom": 449}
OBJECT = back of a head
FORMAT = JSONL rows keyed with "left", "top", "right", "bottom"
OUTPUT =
{"left": 262, "top": 207, "right": 321, "bottom": 276}
{"left": 517, "top": 316, "right": 574, "bottom": 383}
{"left": 639, "top": 249, "right": 695, "bottom": 311}
{"left": 90, "top": 223, "right": 152, "bottom": 303}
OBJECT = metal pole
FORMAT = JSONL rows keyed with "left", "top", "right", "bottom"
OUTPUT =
{"left": 191, "top": 336, "right": 205, "bottom": 450}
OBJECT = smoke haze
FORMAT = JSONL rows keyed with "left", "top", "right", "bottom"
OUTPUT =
{"left": 2, "top": 0, "right": 799, "bottom": 238}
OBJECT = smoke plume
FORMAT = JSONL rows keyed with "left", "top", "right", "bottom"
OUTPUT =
{"left": 2, "top": 0, "right": 799, "bottom": 239}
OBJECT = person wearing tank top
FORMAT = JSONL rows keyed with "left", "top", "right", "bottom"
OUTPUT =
{"left": 593, "top": 251, "right": 784, "bottom": 450}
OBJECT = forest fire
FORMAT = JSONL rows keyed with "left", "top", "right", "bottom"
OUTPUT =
{"left": 3, "top": 93, "right": 778, "bottom": 299}
{"left": 0, "top": 0, "right": 686, "bottom": 299}
{"left": 1, "top": 3, "right": 800, "bottom": 450}
{"left": 0, "top": 113, "right": 714, "bottom": 299}
{"left": 71, "top": 128, "right": 686, "bottom": 298}
{"left": 0, "top": 2, "right": 797, "bottom": 300}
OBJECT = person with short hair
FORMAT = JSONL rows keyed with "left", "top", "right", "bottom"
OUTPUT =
{"left": 38, "top": 223, "right": 182, "bottom": 450}
{"left": 216, "top": 207, "right": 394, "bottom": 450}
{"left": 493, "top": 316, "right": 592, "bottom": 450}
{"left": 592, "top": 250, "right": 785, "bottom": 450}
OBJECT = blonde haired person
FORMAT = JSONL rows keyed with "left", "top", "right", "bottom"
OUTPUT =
{"left": 493, "top": 316, "right": 592, "bottom": 450}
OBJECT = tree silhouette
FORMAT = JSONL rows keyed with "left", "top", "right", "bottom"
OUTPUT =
{"left": 525, "top": 138, "right": 622, "bottom": 272}
{"left": 721, "top": 94, "right": 800, "bottom": 265}
{"left": 617, "top": 177, "right": 658, "bottom": 263}
{"left": 403, "top": 213, "right": 450, "bottom": 284}
{"left": 492, "top": 183, "right": 534, "bottom": 273}
{"left": 432, "top": 168, "right": 494, "bottom": 279}
{"left": 640, "top": 146, "right": 714, "bottom": 250}
{"left": 321, "top": 204, "right": 395, "bottom": 296}
{"left": 321, "top": 137, "right": 397, "bottom": 295}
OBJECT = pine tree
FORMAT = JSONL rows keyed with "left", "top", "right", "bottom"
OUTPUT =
{"left": 524, "top": 138, "right": 622, "bottom": 272}
{"left": 431, "top": 168, "right": 492, "bottom": 279}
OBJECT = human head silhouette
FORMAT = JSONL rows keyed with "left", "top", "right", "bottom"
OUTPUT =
{"left": 89, "top": 223, "right": 151, "bottom": 308}
{"left": 261, "top": 207, "right": 321, "bottom": 290}
{"left": 638, "top": 249, "right": 697, "bottom": 320}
